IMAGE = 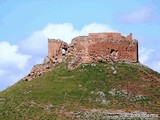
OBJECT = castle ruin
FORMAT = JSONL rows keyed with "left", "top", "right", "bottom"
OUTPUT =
{"left": 48, "top": 33, "right": 138, "bottom": 68}
{"left": 23, "top": 32, "right": 138, "bottom": 81}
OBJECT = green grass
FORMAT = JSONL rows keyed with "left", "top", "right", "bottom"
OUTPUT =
{"left": 0, "top": 62, "right": 160, "bottom": 119}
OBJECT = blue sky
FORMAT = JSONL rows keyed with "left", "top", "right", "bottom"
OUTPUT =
{"left": 0, "top": 0, "right": 160, "bottom": 91}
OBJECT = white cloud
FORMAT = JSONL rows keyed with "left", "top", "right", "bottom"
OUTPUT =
{"left": 19, "top": 23, "right": 117, "bottom": 56}
{"left": 139, "top": 47, "right": 154, "bottom": 64}
{"left": 147, "top": 60, "right": 160, "bottom": 73}
{"left": 0, "top": 41, "right": 31, "bottom": 69}
{"left": 43, "top": 23, "right": 78, "bottom": 43}
{"left": 120, "top": 6, "right": 154, "bottom": 23}
{"left": 0, "top": 41, "right": 31, "bottom": 91}
{"left": 45, "top": 23, "right": 117, "bottom": 42}
{"left": 139, "top": 47, "right": 160, "bottom": 73}
{"left": 80, "top": 23, "right": 117, "bottom": 35}
{"left": 19, "top": 31, "right": 47, "bottom": 56}
{"left": 43, "top": 23, "right": 116, "bottom": 43}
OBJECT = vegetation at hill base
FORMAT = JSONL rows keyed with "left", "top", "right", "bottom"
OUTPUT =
{"left": 0, "top": 62, "right": 159, "bottom": 119}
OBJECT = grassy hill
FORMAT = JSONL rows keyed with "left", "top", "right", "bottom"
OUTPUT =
{"left": 0, "top": 62, "right": 160, "bottom": 119}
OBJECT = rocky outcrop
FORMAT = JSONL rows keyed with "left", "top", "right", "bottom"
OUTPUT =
{"left": 23, "top": 64, "right": 51, "bottom": 81}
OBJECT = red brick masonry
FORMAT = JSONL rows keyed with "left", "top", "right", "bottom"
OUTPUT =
{"left": 48, "top": 32, "right": 138, "bottom": 69}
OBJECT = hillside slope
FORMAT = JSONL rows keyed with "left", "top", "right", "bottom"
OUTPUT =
{"left": 0, "top": 62, "right": 160, "bottom": 119}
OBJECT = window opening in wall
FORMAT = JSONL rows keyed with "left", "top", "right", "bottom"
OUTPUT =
{"left": 110, "top": 49, "right": 115, "bottom": 54}
{"left": 62, "top": 48, "right": 67, "bottom": 56}
{"left": 110, "top": 49, "right": 118, "bottom": 57}
{"left": 62, "top": 49, "right": 65, "bottom": 55}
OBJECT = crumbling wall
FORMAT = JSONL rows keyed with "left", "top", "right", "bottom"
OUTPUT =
{"left": 23, "top": 39, "right": 69, "bottom": 81}
{"left": 48, "top": 39, "right": 68, "bottom": 58}
{"left": 48, "top": 39, "right": 68, "bottom": 63}
{"left": 23, "top": 32, "right": 138, "bottom": 81}
{"left": 23, "top": 64, "right": 51, "bottom": 81}
{"left": 68, "top": 33, "right": 138, "bottom": 69}
{"left": 88, "top": 33, "right": 132, "bottom": 41}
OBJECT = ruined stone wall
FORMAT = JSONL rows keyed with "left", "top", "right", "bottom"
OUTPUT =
{"left": 48, "top": 33, "right": 138, "bottom": 69}
{"left": 48, "top": 39, "right": 68, "bottom": 62}
{"left": 48, "top": 39, "right": 63, "bottom": 58}
{"left": 23, "top": 39, "right": 68, "bottom": 81}
{"left": 88, "top": 33, "right": 132, "bottom": 41}
{"left": 69, "top": 33, "right": 138, "bottom": 67}
{"left": 23, "top": 32, "right": 138, "bottom": 81}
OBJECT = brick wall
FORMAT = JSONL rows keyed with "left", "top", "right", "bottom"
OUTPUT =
{"left": 48, "top": 33, "right": 138, "bottom": 69}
